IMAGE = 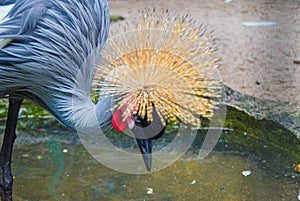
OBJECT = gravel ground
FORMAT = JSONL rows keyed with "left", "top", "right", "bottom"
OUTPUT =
{"left": 108, "top": 0, "right": 300, "bottom": 104}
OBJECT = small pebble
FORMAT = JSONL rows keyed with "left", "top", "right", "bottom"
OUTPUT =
{"left": 146, "top": 187, "right": 153, "bottom": 194}
{"left": 242, "top": 170, "right": 252, "bottom": 177}
{"left": 293, "top": 60, "right": 300, "bottom": 64}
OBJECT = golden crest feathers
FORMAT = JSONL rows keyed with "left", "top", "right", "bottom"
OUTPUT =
{"left": 94, "top": 9, "right": 222, "bottom": 127}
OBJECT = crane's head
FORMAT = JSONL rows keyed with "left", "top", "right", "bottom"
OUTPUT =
{"left": 111, "top": 101, "right": 166, "bottom": 171}
{"left": 94, "top": 10, "right": 221, "bottom": 171}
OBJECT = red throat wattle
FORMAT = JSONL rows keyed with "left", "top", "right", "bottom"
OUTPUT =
{"left": 112, "top": 109, "right": 127, "bottom": 132}
{"left": 112, "top": 104, "right": 135, "bottom": 132}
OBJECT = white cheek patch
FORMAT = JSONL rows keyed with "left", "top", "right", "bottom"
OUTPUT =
{"left": 0, "top": 38, "right": 12, "bottom": 49}
{"left": 126, "top": 116, "right": 135, "bottom": 129}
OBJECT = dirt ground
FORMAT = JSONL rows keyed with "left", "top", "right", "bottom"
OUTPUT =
{"left": 108, "top": 0, "right": 300, "bottom": 104}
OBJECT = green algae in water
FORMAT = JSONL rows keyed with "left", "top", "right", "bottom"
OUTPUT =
{"left": 220, "top": 106, "right": 300, "bottom": 174}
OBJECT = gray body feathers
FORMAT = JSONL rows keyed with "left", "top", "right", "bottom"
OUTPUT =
{"left": 0, "top": 0, "right": 111, "bottom": 130}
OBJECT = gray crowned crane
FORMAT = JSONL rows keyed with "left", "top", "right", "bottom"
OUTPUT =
{"left": 0, "top": 0, "right": 221, "bottom": 200}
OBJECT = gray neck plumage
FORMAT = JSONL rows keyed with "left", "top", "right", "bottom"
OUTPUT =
{"left": 42, "top": 50, "right": 113, "bottom": 133}
{"left": 64, "top": 93, "right": 113, "bottom": 133}
{"left": 34, "top": 88, "right": 112, "bottom": 134}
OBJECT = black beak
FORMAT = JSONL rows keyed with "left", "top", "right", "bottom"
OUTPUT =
{"left": 135, "top": 138, "right": 152, "bottom": 171}
{"left": 133, "top": 125, "right": 166, "bottom": 171}
{"left": 132, "top": 105, "right": 166, "bottom": 171}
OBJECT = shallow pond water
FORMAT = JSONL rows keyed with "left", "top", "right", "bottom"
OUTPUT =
{"left": 11, "top": 143, "right": 299, "bottom": 201}
{"left": 0, "top": 106, "right": 298, "bottom": 201}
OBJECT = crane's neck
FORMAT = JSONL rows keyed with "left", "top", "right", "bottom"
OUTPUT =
{"left": 39, "top": 85, "right": 113, "bottom": 133}
{"left": 70, "top": 92, "right": 113, "bottom": 133}
{"left": 31, "top": 49, "right": 113, "bottom": 132}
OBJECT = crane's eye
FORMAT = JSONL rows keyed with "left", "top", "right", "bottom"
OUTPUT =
{"left": 133, "top": 113, "right": 142, "bottom": 123}
{"left": 133, "top": 113, "right": 151, "bottom": 127}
